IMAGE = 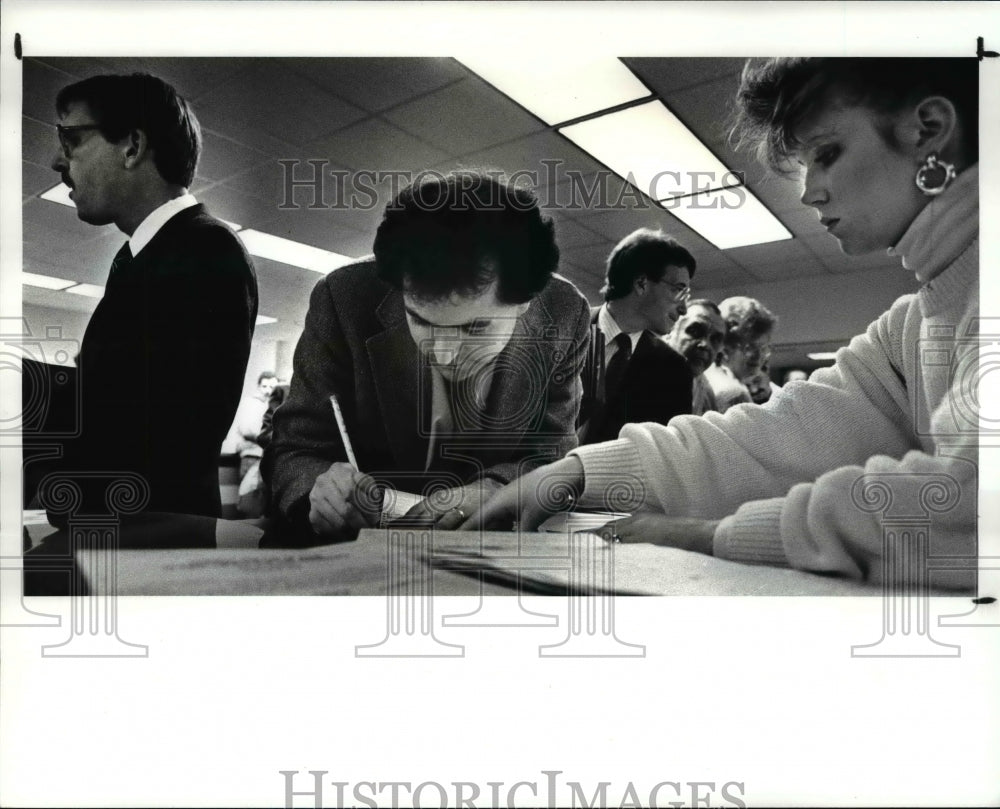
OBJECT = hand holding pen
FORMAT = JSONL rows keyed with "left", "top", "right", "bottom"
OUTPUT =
{"left": 305, "top": 396, "right": 383, "bottom": 541}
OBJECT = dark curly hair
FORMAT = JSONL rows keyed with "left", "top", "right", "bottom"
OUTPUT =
{"left": 372, "top": 170, "right": 559, "bottom": 304}
{"left": 730, "top": 57, "right": 978, "bottom": 175}
{"left": 57, "top": 73, "right": 202, "bottom": 188}
{"left": 601, "top": 228, "right": 696, "bottom": 302}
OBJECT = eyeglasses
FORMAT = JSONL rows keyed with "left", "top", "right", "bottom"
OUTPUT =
{"left": 56, "top": 124, "right": 102, "bottom": 158}
{"left": 661, "top": 281, "right": 691, "bottom": 303}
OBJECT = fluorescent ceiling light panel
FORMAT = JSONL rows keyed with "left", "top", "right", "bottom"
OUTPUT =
{"left": 560, "top": 100, "right": 742, "bottom": 200}
{"left": 65, "top": 283, "right": 105, "bottom": 298}
{"left": 22, "top": 271, "right": 76, "bottom": 290}
{"left": 560, "top": 100, "right": 791, "bottom": 248}
{"left": 807, "top": 352, "right": 839, "bottom": 361}
{"left": 238, "top": 229, "right": 353, "bottom": 274}
{"left": 41, "top": 183, "right": 74, "bottom": 208}
{"left": 458, "top": 56, "right": 650, "bottom": 125}
{"left": 255, "top": 314, "right": 278, "bottom": 326}
{"left": 661, "top": 187, "right": 792, "bottom": 249}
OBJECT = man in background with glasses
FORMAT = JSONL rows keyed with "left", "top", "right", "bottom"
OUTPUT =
{"left": 703, "top": 296, "right": 777, "bottom": 413}
{"left": 34, "top": 73, "right": 258, "bottom": 523}
{"left": 577, "top": 228, "right": 696, "bottom": 445}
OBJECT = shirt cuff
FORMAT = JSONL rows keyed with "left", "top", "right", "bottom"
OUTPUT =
{"left": 713, "top": 498, "right": 791, "bottom": 568}
{"left": 568, "top": 438, "right": 647, "bottom": 511}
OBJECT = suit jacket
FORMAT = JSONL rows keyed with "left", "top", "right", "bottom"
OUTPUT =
{"left": 52, "top": 204, "right": 258, "bottom": 519}
{"left": 263, "top": 259, "right": 591, "bottom": 539}
{"left": 577, "top": 307, "right": 693, "bottom": 445}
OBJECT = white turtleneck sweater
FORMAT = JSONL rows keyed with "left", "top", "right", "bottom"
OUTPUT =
{"left": 570, "top": 166, "right": 980, "bottom": 589}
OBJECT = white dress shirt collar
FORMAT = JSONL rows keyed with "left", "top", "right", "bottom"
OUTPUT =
{"left": 129, "top": 194, "right": 198, "bottom": 257}
{"left": 598, "top": 304, "right": 642, "bottom": 357}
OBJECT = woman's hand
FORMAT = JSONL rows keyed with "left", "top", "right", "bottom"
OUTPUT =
{"left": 600, "top": 513, "right": 719, "bottom": 555}
{"left": 460, "top": 457, "right": 585, "bottom": 532}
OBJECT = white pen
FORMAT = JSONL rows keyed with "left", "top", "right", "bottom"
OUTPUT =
{"left": 329, "top": 394, "right": 359, "bottom": 469}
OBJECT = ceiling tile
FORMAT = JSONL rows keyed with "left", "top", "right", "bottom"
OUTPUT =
{"left": 744, "top": 258, "right": 830, "bottom": 283}
{"left": 662, "top": 73, "right": 774, "bottom": 193}
{"left": 693, "top": 262, "right": 759, "bottom": 292}
{"left": 747, "top": 173, "right": 807, "bottom": 215}
{"left": 196, "top": 132, "right": 267, "bottom": 183}
{"left": 26, "top": 231, "right": 126, "bottom": 287}
{"left": 724, "top": 237, "right": 815, "bottom": 270}
{"left": 22, "top": 116, "right": 57, "bottom": 167}
{"left": 384, "top": 76, "right": 544, "bottom": 157}
{"left": 256, "top": 169, "right": 396, "bottom": 242}
{"left": 22, "top": 58, "right": 78, "bottom": 123}
{"left": 306, "top": 118, "right": 449, "bottom": 173}
{"left": 623, "top": 57, "right": 746, "bottom": 97}
{"left": 327, "top": 228, "right": 377, "bottom": 260}
{"left": 282, "top": 58, "right": 468, "bottom": 112}
{"left": 221, "top": 150, "right": 348, "bottom": 205}
{"left": 23, "top": 284, "right": 99, "bottom": 316}
{"left": 434, "top": 130, "right": 606, "bottom": 185}
{"left": 198, "top": 184, "right": 291, "bottom": 230}
{"left": 546, "top": 214, "right": 609, "bottom": 251}
{"left": 575, "top": 204, "right": 710, "bottom": 253}
{"left": 256, "top": 206, "right": 375, "bottom": 255}
{"left": 559, "top": 243, "right": 617, "bottom": 277}
{"left": 780, "top": 206, "right": 829, "bottom": 239}
{"left": 30, "top": 57, "right": 256, "bottom": 103}
{"left": 823, "top": 252, "right": 906, "bottom": 275}
{"left": 23, "top": 162, "right": 57, "bottom": 200}
{"left": 22, "top": 198, "right": 112, "bottom": 252}
{"left": 252, "top": 259, "right": 328, "bottom": 328}
{"left": 195, "top": 63, "right": 369, "bottom": 148}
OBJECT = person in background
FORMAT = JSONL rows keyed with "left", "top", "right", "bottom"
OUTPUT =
{"left": 38, "top": 72, "right": 257, "bottom": 521}
{"left": 258, "top": 381, "right": 290, "bottom": 452}
{"left": 233, "top": 371, "right": 278, "bottom": 480}
{"left": 263, "top": 170, "right": 590, "bottom": 544}
{"left": 702, "top": 296, "right": 778, "bottom": 413}
{"left": 742, "top": 365, "right": 774, "bottom": 405}
{"left": 466, "top": 56, "right": 979, "bottom": 591}
{"left": 577, "top": 228, "right": 695, "bottom": 445}
{"left": 665, "top": 298, "right": 726, "bottom": 415}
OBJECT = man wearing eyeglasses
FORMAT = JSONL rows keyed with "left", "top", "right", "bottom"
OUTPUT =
{"left": 703, "top": 296, "right": 778, "bottom": 413}
{"left": 37, "top": 73, "right": 258, "bottom": 522}
{"left": 577, "top": 228, "right": 695, "bottom": 445}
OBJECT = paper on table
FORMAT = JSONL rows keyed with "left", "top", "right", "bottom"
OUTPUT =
{"left": 380, "top": 489, "right": 425, "bottom": 523}
{"left": 537, "top": 511, "right": 630, "bottom": 534}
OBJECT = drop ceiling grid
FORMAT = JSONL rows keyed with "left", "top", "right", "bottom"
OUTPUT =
{"left": 18, "top": 55, "right": 924, "bottom": 366}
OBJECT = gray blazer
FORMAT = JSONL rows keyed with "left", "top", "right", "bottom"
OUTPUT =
{"left": 263, "top": 258, "right": 590, "bottom": 537}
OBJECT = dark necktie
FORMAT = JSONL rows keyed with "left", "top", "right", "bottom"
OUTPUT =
{"left": 108, "top": 242, "right": 133, "bottom": 281}
{"left": 604, "top": 332, "right": 632, "bottom": 399}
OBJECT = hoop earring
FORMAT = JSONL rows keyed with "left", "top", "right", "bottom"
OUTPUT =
{"left": 915, "top": 152, "right": 956, "bottom": 197}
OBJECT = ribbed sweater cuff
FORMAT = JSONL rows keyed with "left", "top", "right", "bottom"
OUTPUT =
{"left": 568, "top": 439, "right": 647, "bottom": 511}
{"left": 713, "top": 498, "right": 791, "bottom": 568}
